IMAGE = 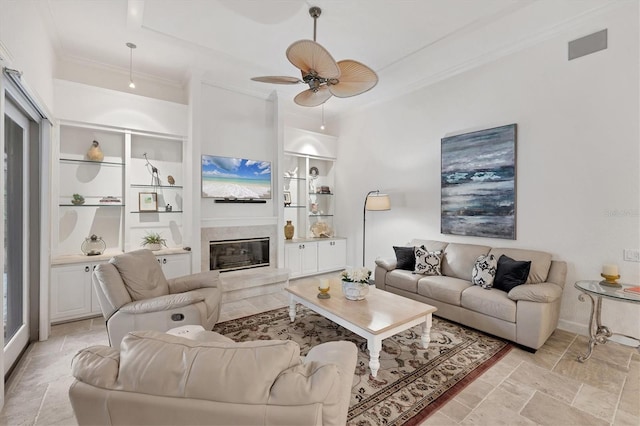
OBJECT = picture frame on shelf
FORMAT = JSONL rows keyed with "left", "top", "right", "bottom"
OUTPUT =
{"left": 139, "top": 192, "right": 158, "bottom": 212}
{"left": 283, "top": 191, "right": 292, "bottom": 206}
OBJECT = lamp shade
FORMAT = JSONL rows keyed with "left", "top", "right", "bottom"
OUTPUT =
{"left": 365, "top": 193, "right": 391, "bottom": 211}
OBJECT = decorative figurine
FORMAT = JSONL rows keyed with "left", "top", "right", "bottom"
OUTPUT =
{"left": 166, "top": 203, "right": 172, "bottom": 212}
{"left": 87, "top": 140, "right": 104, "bottom": 161}
{"left": 167, "top": 175, "right": 175, "bottom": 186}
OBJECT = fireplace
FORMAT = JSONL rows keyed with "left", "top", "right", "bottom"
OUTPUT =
{"left": 210, "top": 237, "right": 270, "bottom": 272}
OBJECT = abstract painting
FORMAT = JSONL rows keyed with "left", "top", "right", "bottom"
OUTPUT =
{"left": 441, "top": 124, "right": 517, "bottom": 239}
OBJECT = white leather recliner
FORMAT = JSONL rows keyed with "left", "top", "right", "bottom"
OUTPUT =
{"left": 92, "top": 249, "right": 222, "bottom": 348}
{"left": 69, "top": 329, "right": 358, "bottom": 426}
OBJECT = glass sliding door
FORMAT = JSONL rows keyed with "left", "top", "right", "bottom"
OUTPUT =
{"left": 3, "top": 99, "right": 29, "bottom": 375}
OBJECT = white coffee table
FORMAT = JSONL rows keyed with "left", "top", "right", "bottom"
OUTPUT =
{"left": 286, "top": 284, "right": 437, "bottom": 377}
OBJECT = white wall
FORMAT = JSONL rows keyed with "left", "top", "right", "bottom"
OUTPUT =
{"left": 0, "top": 0, "right": 56, "bottom": 112}
{"left": 335, "top": 3, "right": 639, "bottom": 338}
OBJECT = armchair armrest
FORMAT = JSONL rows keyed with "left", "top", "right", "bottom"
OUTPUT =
{"left": 119, "top": 292, "right": 205, "bottom": 314}
{"left": 71, "top": 346, "right": 119, "bottom": 389}
{"left": 375, "top": 257, "right": 397, "bottom": 272}
{"left": 508, "top": 283, "right": 563, "bottom": 303}
{"left": 168, "top": 270, "right": 221, "bottom": 294}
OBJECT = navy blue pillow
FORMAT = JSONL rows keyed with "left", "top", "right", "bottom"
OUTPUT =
{"left": 493, "top": 255, "right": 531, "bottom": 292}
{"left": 393, "top": 246, "right": 415, "bottom": 271}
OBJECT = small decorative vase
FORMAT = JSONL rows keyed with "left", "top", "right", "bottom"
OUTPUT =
{"left": 284, "top": 220, "right": 294, "bottom": 240}
{"left": 341, "top": 280, "right": 369, "bottom": 301}
{"left": 81, "top": 234, "right": 106, "bottom": 256}
{"left": 146, "top": 243, "right": 161, "bottom": 251}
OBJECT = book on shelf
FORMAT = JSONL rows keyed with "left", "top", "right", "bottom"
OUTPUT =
{"left": 623, "top": 286, "right": 640, "bottom": 295}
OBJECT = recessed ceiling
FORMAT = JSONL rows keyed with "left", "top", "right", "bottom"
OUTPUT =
{"left": 41, "top": 0, "right": 616, "bottom": 116}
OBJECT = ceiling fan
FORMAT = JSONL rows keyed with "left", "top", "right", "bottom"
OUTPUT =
{"left": 251, "top": 6, "right": 378, "bottom": 107}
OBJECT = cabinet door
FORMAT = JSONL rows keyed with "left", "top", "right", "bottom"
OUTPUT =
{"left": 317, "top": 239, "right": 346, "bottom": 272}
{"left": 284, "top": 244, "right": 303, "bottom": 278}
{"left": 157, "top": 254, "right": 191, "bottom": 279}
{"left": 50, "top": 264, "right": 93, "bottom": 322}
{"left": 300, "top": 242, "right": 319, "bottom": 275}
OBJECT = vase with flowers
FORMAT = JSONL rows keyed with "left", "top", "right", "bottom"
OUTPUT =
{"left": 340, "top": 267, "right": 372, "bottom": 300}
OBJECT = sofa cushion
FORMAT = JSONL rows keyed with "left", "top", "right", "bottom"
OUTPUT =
{"left": 110, "top": 249, "right": 169, "bottom": 301}
{"left": 471, "top": 254, "right": 498, "bottom": 289}
{"left": 393, "top": 246, "right": 415, "bottom": 271}
{"left": 489, "top": 248, "right": 552, "bottom": 284}
{"left": 417, "top": 276, "right": 472, "bottom": 306}
{"left": 461, "top": 286, "right": 516, "bottom": 322}
{"left": 494, "top": 255, "right": 531, "bottom": 292}
{"left": 386, "top": 269, "right": 421, "bottom": 293}
{"left": 414, "top": 247, "right": 442, "bottom": 275}
{"left": 117, "top": 331, "right": 301, "bottom": 403}
{"left": 441, "top": 243, "right": 491, "bottom": 281}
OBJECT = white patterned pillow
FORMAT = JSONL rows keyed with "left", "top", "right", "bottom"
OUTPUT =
{"left": 414, "top": 246, "right": 442, "bottom": 276}
{"left": 472, "top": 254, "right": 498, "bottom": 289}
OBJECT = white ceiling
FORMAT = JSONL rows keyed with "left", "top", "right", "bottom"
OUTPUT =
{"left": 41, "top": 0, "right": 615, "bottom": 117}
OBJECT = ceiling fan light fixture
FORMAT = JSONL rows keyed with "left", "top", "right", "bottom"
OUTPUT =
{"left": 250, "top": 6, "right": 378, "bottom": 107}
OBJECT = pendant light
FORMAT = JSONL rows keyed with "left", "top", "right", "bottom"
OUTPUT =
{"left": 320, "top": 104, "right": 326, "bottom": 130}
{"left": 126, "top": 42, "right": 137, "bottom": 89}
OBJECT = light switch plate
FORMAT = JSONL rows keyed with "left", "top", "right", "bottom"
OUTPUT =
{"left": 623, "top": 249, "right": 640, "bottom": 262}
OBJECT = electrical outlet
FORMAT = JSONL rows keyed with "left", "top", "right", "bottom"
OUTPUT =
{"left": 623, "top": 249, "right": 640, "bottom": 262}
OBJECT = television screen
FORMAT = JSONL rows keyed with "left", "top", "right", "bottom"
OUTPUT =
{"left": 201, "top": 155, "right": 272, "bottom": 199}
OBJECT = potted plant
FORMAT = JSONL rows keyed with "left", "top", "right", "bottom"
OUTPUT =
{"left": 141, "top": 231, "right": 167, "bottom": 251}
{"left": 71, "top": 193, "right": 85, "bottom": 205}
{"left": 340, "top": 267, "right": 372, "bottom": 300}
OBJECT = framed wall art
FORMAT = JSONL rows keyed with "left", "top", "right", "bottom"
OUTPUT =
{"left": 441, "top": 124, "right": 517, "bottom": 239}
{"left": 138, "top": 192, "right": 158, "bottom": 212}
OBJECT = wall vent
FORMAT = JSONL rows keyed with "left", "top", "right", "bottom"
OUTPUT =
{"left": 568, "top": 29, "right": 607, "bottom": 61}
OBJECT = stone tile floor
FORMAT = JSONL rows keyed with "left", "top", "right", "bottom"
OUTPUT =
{"left": 1, "top": 273, "right": 638, "bottom": 425}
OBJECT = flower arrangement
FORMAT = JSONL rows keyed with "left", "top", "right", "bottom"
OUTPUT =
{"left": 340, "top": 267, "right": 371, "bottom": 284}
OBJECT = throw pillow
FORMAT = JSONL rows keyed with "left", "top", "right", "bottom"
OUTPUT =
{"left": 472, "top": 254, "right": 498, "bottom": 289}
{"left": 414, "top": 246, "right": 442, "bottom": 276}
{"left": 393, "top": 246, "right": 416, "bottom": 271}
{"left": 493, "top": 255, "right": 531, "bottom": 292}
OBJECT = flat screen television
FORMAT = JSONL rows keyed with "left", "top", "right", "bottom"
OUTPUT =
{"left": 201, "top": 154, "right": 272, "bottom": 200}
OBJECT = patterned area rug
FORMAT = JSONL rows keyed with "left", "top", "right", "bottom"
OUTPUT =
{"left": 214, "top": 306, "right": 511, "bottom": 426}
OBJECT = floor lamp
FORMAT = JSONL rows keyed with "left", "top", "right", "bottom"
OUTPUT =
{"left": 363, "top": 190, "right": 391, "bottom": 267}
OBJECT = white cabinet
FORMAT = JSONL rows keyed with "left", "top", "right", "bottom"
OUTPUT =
{"left": 50, "top": 263, "right": 102, "bottom": 323}
{"left": 317, "top": 239, "right": 347, "bottom": 273}
{"left": 285, "top": 242, "right": 318, "bottom": 278}
{"left": 285, "top": 238, "right": 346, "bottom": 278}
{"left": 51, "top": 252, "right": 191, "bottom": 323}
{"left": 156, "top": 253, "right": 191, "bottom": 279}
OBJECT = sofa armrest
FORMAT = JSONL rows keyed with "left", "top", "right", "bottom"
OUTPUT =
{"left": 119, "top": 292, "right": 205, "bottom": 314}
{"left": 508, "top": 283, "right": 563, "bottom": 303}
{"left": 167, "top": 270, "right": 220, "bottom": 294}
{"left": 375, "top": 257, "right": 397, "bottom": 272}
{"left": 270, "top": 341, "right": 357, "bottom": 424}
{"left": 71, "top": 346, "right": 120, "bottom": 389}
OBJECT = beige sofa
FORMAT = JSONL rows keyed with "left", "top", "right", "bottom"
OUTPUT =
{"left": 375, "top": 239, "right": 567, "bottom": 350}
{"left": 69, "top": 329, "right": 357, "bottom": 426}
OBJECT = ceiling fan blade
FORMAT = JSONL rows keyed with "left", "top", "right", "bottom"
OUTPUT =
{"left": 294, "top": 86, "right": 332, "bottom": 107}
{"left": 328, "top": 60, "right": 378, "bottom": 98}
{"left": 286, "top": 40, "right": 340, "bottom": 79}
{"left": 251, "top": 76, "right": 302, "bottom": 84}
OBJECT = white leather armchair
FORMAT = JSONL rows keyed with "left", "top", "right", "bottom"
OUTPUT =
{"left": 69, "top": 329, "right": 358, "bottom": 426}
{"left": 92, "top": 249, "right": 222, "bottom": 349}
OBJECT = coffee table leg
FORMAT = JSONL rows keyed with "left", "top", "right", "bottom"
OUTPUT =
{"left": 288, "top": 297, "right": 297, "bottom": 322}
{"left": 421, "top": 314, "right": 432, "bottom": 348}
{"left": 367, "top": 337, "right": 382, "bottom": 378}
